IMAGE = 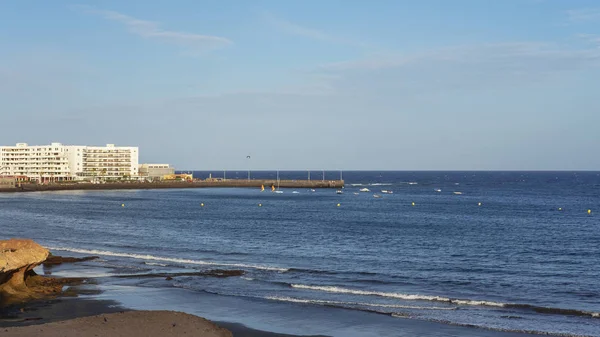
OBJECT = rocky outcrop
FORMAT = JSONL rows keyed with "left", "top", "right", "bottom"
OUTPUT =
{"left": 0, "top": 239, "right": 49, "bottom": 303}
{"left": 115, "top": 269, "right": 245, "bottom": 279}
{"left": 43, "top": 254, "right": 99, "bottom": 266}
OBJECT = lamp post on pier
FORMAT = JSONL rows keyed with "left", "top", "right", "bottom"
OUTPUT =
{"left": 246, "top": 155, "right": 252, "bottom": 181}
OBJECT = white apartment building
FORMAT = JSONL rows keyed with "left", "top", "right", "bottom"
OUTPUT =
{"left": 0, "top": 143, "right": 139, "bottom": 182}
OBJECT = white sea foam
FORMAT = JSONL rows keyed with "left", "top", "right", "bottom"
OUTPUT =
{"left": 47, "top": 247, "right": 288, "bottom": 272}
{"left": 290, "top": 284, "right": 505, "bottom": 308}
{"left": 266, "top": 296, "right": 455, "bottom": 310}
{"left": 144, "top": 262, "right": 168, "bottom": 267}
{"left": 350, "top": 184, "right": 364, "bottom": 186}
{"left": 369, "top": 183, "right": 393, "bottom": 186}
{"left": 241, "top": 277, "right": 255, "bottom": 281}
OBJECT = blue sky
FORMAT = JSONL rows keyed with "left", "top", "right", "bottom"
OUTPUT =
{"left": 1, "top": 0, "right": 599, "bottom": 170}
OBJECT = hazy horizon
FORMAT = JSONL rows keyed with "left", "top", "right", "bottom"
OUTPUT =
{"left": 1, "top": 1, "right": 599, "bottom": 170}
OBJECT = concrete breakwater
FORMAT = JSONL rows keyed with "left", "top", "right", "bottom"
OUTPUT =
{"left": 0, "top": 179, "right": 344, "bottom": 193}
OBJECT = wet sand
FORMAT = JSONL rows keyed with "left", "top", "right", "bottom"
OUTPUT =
{"left": 0, "top": 297, "right": 329, "bottom": 337}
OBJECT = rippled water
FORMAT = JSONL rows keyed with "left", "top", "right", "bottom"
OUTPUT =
{"left": 1, "top": 171, "right": 599, "bottom": 336}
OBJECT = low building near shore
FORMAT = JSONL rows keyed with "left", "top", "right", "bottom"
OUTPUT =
{"left": 139, "top": 164, "right": 176, "bottom": 181}
{"left": 0, "top": 176, "right": 16, "bottom": 189}
{"left": 162, "top": 173, "right": 193, "bottom": 182}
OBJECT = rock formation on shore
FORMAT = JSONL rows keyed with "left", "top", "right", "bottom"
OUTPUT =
{"left": 0, "top": 239, "right": 49, "bottom": 302}
{"left": 1, "top": 239, "right": 87, "bottom": 306}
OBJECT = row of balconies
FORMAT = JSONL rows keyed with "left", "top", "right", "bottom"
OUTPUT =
{"left": 84, "top": 150, "right": 133, "bottom": 154}
{"left": 0, "top": 157, "right": 67, "bottom": 160}
{"left": 0, "top": 156, "right": 66, "bottom": 160}
{"left": 13, "top": 169, "right": 68, "bottom": 172}
{"left": 10, "top": 172, "right": 69, "bottom": 175}
{"left": 0, "top": 149, "right": 58, "bottom": 152}
{"left": 83, "top": 168, "right": 130, "bottom": 171}
{"left": 83, "top": 160, "right": 131, "bottom": 166}
{"left": 0, "top": 161, "right": 68, "bottom": 164}
{"left": 0, "top": 152, "right": 62, "bottom": 155}
{"left": 83, "top": 163, "right": 133, "bottom": 167}
{"left": 2, "top": 163, "right": 69, "bottom": 167}
{"left": 83, "top": 154, "right": 131, "bottom": 158}
{"left": 0, "top": 163, "right": 69, "bottom": 166}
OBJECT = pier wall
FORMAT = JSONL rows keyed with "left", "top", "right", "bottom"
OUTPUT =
{"left": 0, "top": 179, "right": 344, "bottom": 193}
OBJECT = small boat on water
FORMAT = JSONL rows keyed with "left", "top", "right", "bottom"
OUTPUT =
{"left": 434, "top": 189, "right": 442, "bottom": 192}
{"left": 310, "top": 189, "right": 316, "bottom": 192}
{"left": 359, "top": 188, "right": 370, "bottom": 192}
{"left": 274, "top": 190, "right": 283, "bottom": 194}
{"left": 353, "top": 192, "right": 359, "bottom": 195}
{"left": 336, "top": 190, "right": 343, "bottom": 194}
{"left": 381, "top": 190, "right": 393, "bottom": 194}
{"left": 373, "top": 194, "right": 382, "bottom": 198}
{"left": 292, "top": 191, "right": 300, "bottom": 194}
{"left": 453, "top": 191, "right": 463, "bottom": 195}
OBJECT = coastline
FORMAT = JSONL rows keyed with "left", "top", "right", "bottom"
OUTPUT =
{"left": 0, "top": 258, "right": 544, "bottom": 337}
{"left": 0, "top": 179, "right": 344, "bottom": 193}
{"left": 0, "top": 256, "right": 330, "bottom": 337}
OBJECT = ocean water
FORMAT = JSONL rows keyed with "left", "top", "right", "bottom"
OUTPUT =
{"left": 1, "top": 171, "right": 599, "bottom": 336}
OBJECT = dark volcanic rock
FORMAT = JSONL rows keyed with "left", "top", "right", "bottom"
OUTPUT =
{"left": 116, "top": 269, "right": 245, "bottom": 279}
{"left": 43, "top": 255, "right": 99, "bottom": 266}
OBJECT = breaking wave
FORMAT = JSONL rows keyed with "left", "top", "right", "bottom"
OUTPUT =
{"left": 47, "top": 247, "right": 289, "bottom": 272}
{"left": 266, "top": 296, "right": 456, "bottom": 310}
{"left": 290, "top": 284, "right": 600, "bottom": 319}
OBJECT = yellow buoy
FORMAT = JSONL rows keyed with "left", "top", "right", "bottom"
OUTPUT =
{"left": 588, "top": 209, "right": 592, "bottom": 214}
{"left": 258, "top": 203, "right": 262, "bottom": 207}
{"left": 412, "top": 202, "right": 415, "bottom": 206}
{"left": 121, "top": 204, "right": 125, "bottom": 207}
{"left": 200, "top": 203, "right": 204, "bottom": 207}
{"left": 337, "top": 203, "right": 341, "bottom": 207}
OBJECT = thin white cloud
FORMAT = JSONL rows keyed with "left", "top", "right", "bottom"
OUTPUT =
{"left": 309, "top": 41, "right": 600, "bottom": 96}
{"left": 264, "top": 13, "right": 367, "bottom": 48}
{"left": 566, "top": 8, "right": 600, "bottom": 22}
{"left": 578, "top": 34, "right": 600, "bottom": 46}
{"left": 74, "top": 5, "right": 232, "bottom": 50}
{"left": 319, "top": 42, "right": 600, "bottom": 72}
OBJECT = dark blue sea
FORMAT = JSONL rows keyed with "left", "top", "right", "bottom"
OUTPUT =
{"left": 1, "top": 171, "right": 599, "bottom": 336}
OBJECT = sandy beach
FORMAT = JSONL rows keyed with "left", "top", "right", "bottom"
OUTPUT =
{"left": 2, "top": 311, "right": 232, "bottom": 337}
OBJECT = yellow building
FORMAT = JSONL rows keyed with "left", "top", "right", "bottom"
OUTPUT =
{"left": 162, "top": 173, "right": 193, "bottom": 181}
